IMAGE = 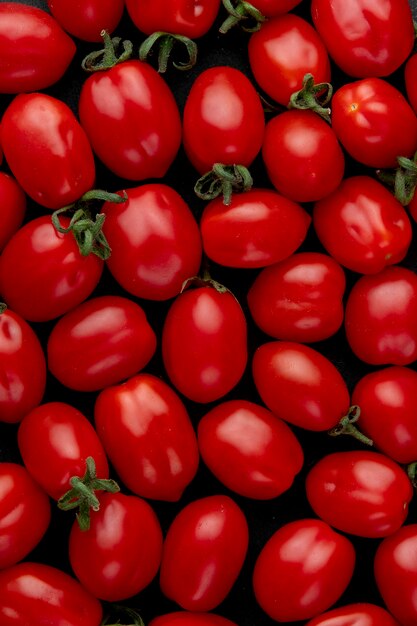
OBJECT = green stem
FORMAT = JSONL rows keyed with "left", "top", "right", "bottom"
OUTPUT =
{"left": 377, "top": 151, "right": 417, "bottom": 206}
{"left": 82, "top": 30, "right": 133, "bottom": 72}
{"left": 407, "top": 462, "right": 417, "bottom": 489}
{"left": 0, "top": 303, "right": 6, "bottom": 315}
{"left": 219, "top": 0, "right": 266, "bottom": 33}
{"left": 194, "top": 163, "right": 253, "bottom": 205}
{"left": 288, "top": 73, "right": 333, "bottom": 122}
{"left": 102, "top": 606, "right": 145, "bottom": 626}
{"left": 328, "top": 405, "right": 374, "bottom": 446}
{"left": 139, "top": 32, "right": 197, "bottom": 72}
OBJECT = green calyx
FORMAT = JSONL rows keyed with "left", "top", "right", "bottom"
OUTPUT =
{"left": 288, "top": 73, "right": 333, "bottom": 123}
{"left": 82, "top": 30, "right": 133, "bottom": 72}
{"left": 194, "top": 163, "right": 253, "bottom": 206}
{"left": 102, "top": 606, "right": 145, "bottom": 626}
{"left": 328, "top": 405, "right": 374, "bottom": 446}
{"left": 139, "top": 31, "right": 197, "bottom": 73}
{"left": 219, "top": 0, "right": 267, "bottom": 33}
{"left": 377, "top": 152, "right": 417, "bottom": 206}
{"left": 0, "top": 303, "right": 6, "bottom": 315}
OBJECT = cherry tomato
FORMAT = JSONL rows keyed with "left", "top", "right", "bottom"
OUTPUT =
{"left": 313, "top": 176, "right": 412, "bottom": 274}
{"left": 249, "top": 0, "right": 303, "bottom": 17}
{"left": 252, "top": 341, "right": 350, "bottom": 431}
{"left": 344, "top": 266, "right": 417, "bottom": 365}
{"left": 47, "top": 295, "right": 156, "bottom": 392}
{"left": 405, "top": 53, "right": 417, "bottom": 115}
{"left": 0, "top": 173, "right": 26, "bottom": 253}
{"left": 253, "top": 518, "right": 356, "bottom": 622}
{"left": 101, "top": 185, "right": 202, "bottom": 301}
{"left": 247, "top": 252, "right": 346, "bottom": 343}
{"left": 162, "top": 284, "right": 248, "bottom": 403}
{"left": 47, "top": 0, "right": 124, "bottom": 42}
{"left": 0, "top": 562, "right": 103, "bottom": 626}
{"left": 305, "top": 603, "right": 400, "bottom": 626}
{"left": 262, "top": 110, "right": 345, "bottom": 202}
{"left": 149, "top": 614, "right": 238, "bottom": 626}
{"left": 160, "top": 495, "right": 249, "bottom": 611}
{"left": 94, "top": 373, "right": 199, "bottom": 501}
{"left": 311, "top": 0, "right": 414, "bottom": 78}
{"left": 0, "top": 216, "right": 103, "bottom": 322}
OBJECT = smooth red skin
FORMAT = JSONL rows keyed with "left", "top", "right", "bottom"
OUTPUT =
{"left": 149, "top": 613, "right": 238, "bottom": 626}
{"left": 47, "top": 0, "right": 124, "bottom": 42}
{"left": 344, "top": 266, "right": 417, "bottom": 365}
{"left": 160, "top": 495, "right": 249, "bottom": 612}
{"left": 17, "top": 402, "right": 109, "bottom": 501}
{"left": 102, "top": 185, "right": 202, "bottom": 301}
{"left": 248, "top": 14, "right": 331, "bottom": 106}
{"left": 408, "top": 193, "right": 417, "bottom": 223}
{"left": 198, "top": 399, "right": 304, "bottom": 499}
{"left": 183, "top": 66, "right": 265, "bottom": 174}
{"left": 311, "top": 0, "right": 414, "bottom": 78}
{"left": 306, "top": 451, "right": 413, "bottom": 539}
{"left": 79, "top": 60, "right": 181, "bottom": 180}
{"left": 252, "top": 0, "right": 303, "bottom": 17}
{"left": 253, "top": 519, "right": 356, "bottom": 622}
{"left": 0, "top": 174, "right": 26, "bottom": 253}
{"left": 248, "top": 252, "right": 346, "bottom": 343}
{"left": 262, "top": 110, "right": 345, "bottom": 203}
{"left": 252, "top": 341, "right": 350, "bottom": 431}
{"left": 305, "top": 603, "right": 400, "bottom": 626}
{"left": 313, "top": 176, "right": 412, "bottom": 275}
{"left": 0, "top": 3, "right": 75, "bottom": 93}
{"left": 0, "top": 309, "right": 46, "bottom": 424}
{"left": 162, "top": 286, "right": 248, "bottom": 403}
{"left": 0, "top": 562, "right": 103, "bottom": 626}
{"left": 94, "top": 373, "right": 199, "bottom": 501}
{"left": 69, "top": 492, "right": 163, "bottom": 602}
{"left": 200, "top": 188, "right": 311, "bottom": 269}
{"left": 47, "top": 296, "right": 156, "bottom": 392}
{"left": 0, "top": 463, "right": 50, "bottom": 570}
{"left": 405, "top": 54, "right": 417, "bottom": 115}
{"left": 0, "top": 216, "right": 103, "bottom": 322}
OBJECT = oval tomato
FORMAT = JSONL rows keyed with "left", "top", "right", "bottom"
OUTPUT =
{"left": 245, "top": 0, "right": 303, "bottom": 17}
{"left": 47, "top": 0, "right": 124, "bottom": 41}
{"left": 149, "top": 613, "right": 238, "bottom": 626}
{"left": 305, "top": 603, "right": 400, "bottom": 626}
{"left": 0, "top": 173, "right": 26, "bottom": 253}
{"left": 405, "top": 53, "right": 417, "bottom": 115}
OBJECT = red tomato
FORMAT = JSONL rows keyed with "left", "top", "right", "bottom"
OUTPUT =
{"left": 1, "top": 93, "right": 95, "bottom": 210}
{"left": 79, "top": 60, "right": 181, "bottom": 180}
{"left": 0, "top": 562, "right": 103, "bottom": 626}
{"left": 247, "top": 252, "right": 346, "bottom": 342}
{"left": 0, "top": 173, "right": 26, "bottom": 253}
{"left": 18, "top": 402, "right": 109, "bottom": 501}
{"left": 94, "top": 373, "right": 199, "bottom": 501}
{"left": 344, "top": 266, "right": 417, "bottom": 365}
{"left": 0, "top": 463, "right": 50, "bottom": 570}
{"left": 101, "top": 185, "right": 202, "bottom": 301}
{"left": 200, "top": 188, "right": 311, "bottom": 269}
{"left": 0, "top": 3, "right": 75, "bottom": 93}
{"left": 198, "top": 399, "right": 304, "bottom": 499}
{"left": 305, "top": 603, "right": 400, "bottom": 626}
{"left": 313, "top": 177, "right": 412, "bottom": 274}
{"left": 405, "top": 53, "right": 417, "bottom": 115}
{"left": 160, "top": 495, "right": 249, "bottom": 611}
{"left": 262, "top": 110, "right": 345, "bottom": 202}
{"left": 331, "top": 79, "right": 417, "bottom": 169}
{"left": 47, "top": 0, "right": 124, "bottom": 41}
{"left": 0, "top": 216, "right": 103, "bottom": 322}
{"left": 311, "top": 0, "right": 414, "bottom": 78}
{"left": 47, "top": 296, "right": 156, "bottom": 392}
{"left": 149, "top": 613, "right": 239, "bottom": 626}
{"left": 182, "top": 66, "right": 265, "bottom": 174}
{"left": 247, "top": 0, "right": 303, "bottom": 17}
{"left": 253, "top": 519, "right": 356, "bottom": 622}
{"left": 69, "top": 492, "right": 163, "bottom": 601}
{"left": 0, "top": 307, "right": 46, "bottom": 424}
{"left": 248, "top": 14, "right": 331, "bottom": 106}
{"left": 162, "top": 284, "right": 248, "bottom": 403}
{"left": 306, "top": 450, "right": 413, "bottom": 538}
{"left": 252, "top": 341, "right": 350, "bottom": 431}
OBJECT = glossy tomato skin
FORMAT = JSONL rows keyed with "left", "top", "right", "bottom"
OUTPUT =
{"left": 262, "top": 110, "right": 345, "bottom": 203}
{"left": 311, "top": 0, "right": 414, "bottom": 78}
{"left": 94, "top": 373, "right": 199, "bottom": 501}
{"left": 252, "top": 0, "right": 303, "bottom": 17}
{"left": 252, "top": 341, "right": 350, "bottom": 431}
{"left": 200, "top": 188, "right": 311, "bottom": 268}
{"left": 313, "top": 177, "right": 412, "bottom": 274}
{"left": 102, "top": 185, "right": 202, "bottom": 301}
{"left": 0, "top": 562, "right": 103, "bottom": 626}
{"left": 0, "top": 173, "right": 26, "bottom": 253}
{"left": 0, "top": 216, "right": 103, "bottom": 322}
{"left": 253, "top": 519, "right": 356, "bottom": 622}
{"left": 79, "top": 60, "right": 181, "bottom": 180}
{"left": 69, "top": 492, "right": 163, "bottom": 601}
{"left": 0, "top": 308, "right": 46, "bottom": 424}
{"left": 405, "top": 54, "right": 417, "bottom": 115}
{"left": 162, "top": 286, "right": 248, "bottom": 403}
{"left": 149, "top": 613, "right": 239, "bottom": 626}
{"left": 18, "top": 402, "right": 109, "bottom": 501}
{"left": 305, "top": 603, "right": 400, "bottom": 626}
{"left": 47, "top": 0, "right": 124, "bottom": 41}
{"left": 47, "top": 296, "right": 156, "bottom": 392}
{"left": 1, "top": 93, "right": 95, "bottom": 210}
{"left": 248, "top": 14, "right": 331, "bottom": 106}
{"left": 331, "top": 79, "right": 417, "bottom": 169}
{"left": 160, "top": 495, "right": 249, "bottom": 611}
{"left": 183, "top": 66, "right": 265, "bottom": 174}
{"left": 247, "top": 252, "right": 346, "bottom": 343}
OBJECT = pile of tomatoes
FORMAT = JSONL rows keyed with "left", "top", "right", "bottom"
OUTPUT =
{"left": 2, "top": 0, "right": 417, "bottom": 625}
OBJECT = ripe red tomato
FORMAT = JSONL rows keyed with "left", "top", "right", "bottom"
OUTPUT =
{"left": 94, "top": 373, "right": 199, "bottom": 501}
{"left": 0, "top": 173, "right": 26, "bottom": 252}
{"left": 311, "top": 0, "right": 414, "bottom": 78}
{"left": 246, "top": 0, "right": 303, "bottom": 17}
{"left": 405, "top": 53, "right": 417, "bottom": 115}
{"left": 162, "top": 284, "right": 248, "bottom": 403}
{"left": 47, "top": 0, "right": 124, "bottom": 41}
{"left": 253, "top": 519, "right": 356, "bottom": 622}
{"left": 149, "top": 613, "right": 239, "bottom": 626}
{"left": 101, "top": 185, "right": 202, "bottom": 301}
{"left": 252, "top": 341, "right": 350, "bottom": 431}
{"left": 305, "top": 603, "right": 400, "bottom": 626}
{"left": 247, "top": 252, "right": 346, "bottom": 342}
{"left": 160, "top": 495, "right": 249, "bottom": 611}
{"left": 313, "top": 176, "right": 412, "bottom": 274}
{"left": 0, "top": 216, "right": 103, "bottom": 322}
